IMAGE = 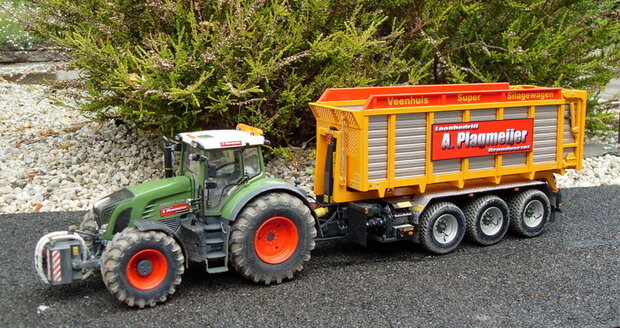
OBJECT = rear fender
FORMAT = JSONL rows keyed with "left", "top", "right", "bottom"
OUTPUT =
{"left": 221, "top": 182, "right": 313, "bottom": 221}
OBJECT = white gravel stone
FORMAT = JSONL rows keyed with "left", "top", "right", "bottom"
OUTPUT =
{"left": 0, "top": 81, "right": 619, "bottom": 214}
{"left": 0, "top": 82, "right": 163, "bottom": 213}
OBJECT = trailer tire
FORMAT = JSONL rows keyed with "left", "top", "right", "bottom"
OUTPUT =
{"left": 419, "top": 202, "right": 465, "bottom": 254}
{"left": 100, "top": 228, "right": 184, "bottom": 308}
{"left": 508, "top": 189, "right": 551, "bottom": 237}
{"left": 464, "top": 195, "right": 510, "bottom": 246}
{"left": 230, "top": 192, "right": 316, "bottom": 285}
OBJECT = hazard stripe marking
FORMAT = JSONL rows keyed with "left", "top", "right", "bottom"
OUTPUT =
{"left": 49, "top": 250, "right": 62, "bottom": 282}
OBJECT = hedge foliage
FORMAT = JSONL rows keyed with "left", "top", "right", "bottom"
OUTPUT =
{"left": 31, "top": 0, "right": 620, "bottom": 142}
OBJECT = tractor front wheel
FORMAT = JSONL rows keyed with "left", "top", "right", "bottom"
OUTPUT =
{"left": 100, "top": 228, "right": 184, "bottom": 308}
{"left": 229, "top": 192, "right": 316, "bottom": 285}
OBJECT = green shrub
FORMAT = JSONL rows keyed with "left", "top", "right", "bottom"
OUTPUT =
{"left": 30, "top": 0, "right": 416, "bottom": 139}
{"left": 30, "top": 0, "right": 620, "bottom": 141}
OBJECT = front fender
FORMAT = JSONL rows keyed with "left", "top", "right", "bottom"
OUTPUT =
{"left": 133, "top": 219, "right": 189, "bottom": 266}
{"left": 220, "top": 178, "right": 313, "bottom": 221}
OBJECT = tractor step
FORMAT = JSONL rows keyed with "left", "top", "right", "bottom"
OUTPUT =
{"left": 204, "top": 224, "right": 222, "bottom": 231}
{"left": 206, "top": 266, "right": 228, "bottom": 274}
{"left": 203, "top": 222, "right": 230, "bottom": 275}
{"left": 205, "top": 237, "right": 224, "bottom": 245}
{"left": 205, "top": 251, "right": 226, "bottom": 260}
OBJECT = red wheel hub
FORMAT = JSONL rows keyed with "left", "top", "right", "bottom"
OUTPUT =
{"left": 254, "top": 216, "right": 299, "bottom": 264}
{"left": 126, "top": 249, "right": 168, "bottom": 290}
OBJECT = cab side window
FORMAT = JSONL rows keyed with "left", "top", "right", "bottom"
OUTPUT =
{"left": 242, "top": 147, "right": 260, "bottom": 178}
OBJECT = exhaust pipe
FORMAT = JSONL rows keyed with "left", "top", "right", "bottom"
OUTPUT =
{"left": 162, "top": 136, "right": 176, "bottom": 178}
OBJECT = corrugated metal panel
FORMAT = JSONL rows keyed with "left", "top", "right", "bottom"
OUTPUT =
{"left": 503, "top": 107, "right": 528, "bottom": 119}
{"left": 469, "top": 156, "right": 495, "bottom": 171}
{"left": 563, "top": 105, "right": 576, "bottom": 144}
{"left": 533, "top": 105, "right": 558, "bottom": 164}
{"left": 470, "top": 108, "right": 497, "bottom": 121}
{"left": 433, "top": 111, "right": 463, "bottom": 174}
{"left": 395, "top": 113, "right": 426, "bottom": 178}
{"left": 434, "top": 110, "right": 463, "bottom": 123}
{"left": 467, "top": 109, "right": 497, "bottom": 171}
{"left": 368, "top": 115, "right": 388, "bottom": 181}
{"left": 503, "top": 153, "right": 527, "bottom": 167}
{"left": 435, "top": 159, "right": 461, "bottom": 174}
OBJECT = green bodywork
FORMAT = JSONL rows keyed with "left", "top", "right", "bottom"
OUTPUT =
{"left": 96, "top": 144, "right": 294, "bottom": 241}
{"left": 101, "top": 176, "right": 194, "bottom": 240}
{"left": 219, "top": 176, "right": 294, "bottom": 219}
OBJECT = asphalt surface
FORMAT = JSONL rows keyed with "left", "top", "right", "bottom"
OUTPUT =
{"left": 0, "top": 186, "right": 618, "bottom": 328}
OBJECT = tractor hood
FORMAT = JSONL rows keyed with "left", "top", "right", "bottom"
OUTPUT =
{"left": 96, "top": 176, "right": 194, "bottom": 240}
{"left": 126, "top": 175, "right": 192, "bottom": 198}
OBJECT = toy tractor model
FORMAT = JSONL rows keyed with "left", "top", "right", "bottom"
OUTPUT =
{"left": 35, "top": 124, "right": 317, "bottom": 308}
{"left": 35, "top": 83, "right": 586, "bottom": 308}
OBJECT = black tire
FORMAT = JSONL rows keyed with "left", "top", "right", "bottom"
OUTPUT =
{"left": 419, "top": 202, "right": 465, "bottom": 254}
{"left": 508, "top": 189, "right": 551, "bottom": 237}
{"left": 464, "top": 195, "right": 510, "bottom": 246}
{"left": 79, "top": 213, "right": 98, "bottom": 251}
{"left": 100, "top": 228, "right": 184, "bottom": 308}
{"left": 229, "top": 192, "right": 316, "bottom": 285}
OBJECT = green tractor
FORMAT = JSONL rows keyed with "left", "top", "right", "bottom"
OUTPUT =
{"left": 35, "top": 124, "right": 317, "bottom": 308}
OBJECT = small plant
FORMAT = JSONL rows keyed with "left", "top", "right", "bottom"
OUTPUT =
{"left": 269, "top": 147, "right": 293, "bottom": 162}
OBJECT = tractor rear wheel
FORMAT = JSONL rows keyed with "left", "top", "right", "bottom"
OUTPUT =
{"left": 229, "top": 192, "right": 316, "bottom": 285}
{"left": 100, "top": 228, "right": 184, "bottom": 308}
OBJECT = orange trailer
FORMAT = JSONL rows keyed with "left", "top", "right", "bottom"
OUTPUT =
{"left": 309, "top": 83, "right": 585, "bottom": 252}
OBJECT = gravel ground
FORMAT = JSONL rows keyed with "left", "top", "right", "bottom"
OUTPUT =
{"left": 1, "top": 82, "right": 619, "bottom": 214}
{"left": 0, "top": 186, "right": 618, "bottom": 327}
{"left": 0, "top": 83, "right": 164, "bottom": 214}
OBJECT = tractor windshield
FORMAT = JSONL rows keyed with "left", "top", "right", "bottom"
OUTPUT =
{"left": 204, "top": 147, "right": 261, "bottom": 211}
{"left": 183, "top": 145, "right": 201, "bottom": 178}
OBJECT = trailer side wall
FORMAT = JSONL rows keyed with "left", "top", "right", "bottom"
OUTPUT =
{"left": 310, "top": 85, "right": 586, "bottom": 203}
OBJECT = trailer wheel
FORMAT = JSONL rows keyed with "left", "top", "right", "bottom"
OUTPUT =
{"left": 464, "top": 195, "right": 510, "bottom": 246}
{"left": 230, "top": 192, "right": 316, "bottom": 285}
{"left": 508, "top": 189, "right": 551, "bottom": 237}
{"left": 100, "top": 228, "right": 184, "bottom": 308}
{"left": 419, "top": 202, "right": 465, "bottom": 254}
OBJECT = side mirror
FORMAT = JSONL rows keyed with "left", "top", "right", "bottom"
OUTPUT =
{"left": 163, "top": 136, "right": 180, "bottom": 150}
{"left": 207, "top": 163, "right": 217, "bottom": 178}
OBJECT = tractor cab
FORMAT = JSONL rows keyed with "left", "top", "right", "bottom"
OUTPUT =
{"left": 175, "top": 124, "right": 267, "bottom": 214}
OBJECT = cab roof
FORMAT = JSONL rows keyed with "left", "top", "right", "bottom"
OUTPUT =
{"left": 177, "top": 124, "right": 265, "bottom": 150}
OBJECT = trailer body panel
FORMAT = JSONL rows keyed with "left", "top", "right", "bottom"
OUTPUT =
{"left": 310, "top": 84, "right": 586, "bottom": 203}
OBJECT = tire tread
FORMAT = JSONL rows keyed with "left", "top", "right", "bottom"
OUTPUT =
{"left": 100, "top": 228, "right": 184, "bottom": 308}
{"left": 229, "top": 192, "right": 316, "bottom": 285}
{"left": 508, "top": 189, "right": 551, "bottom": 238}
